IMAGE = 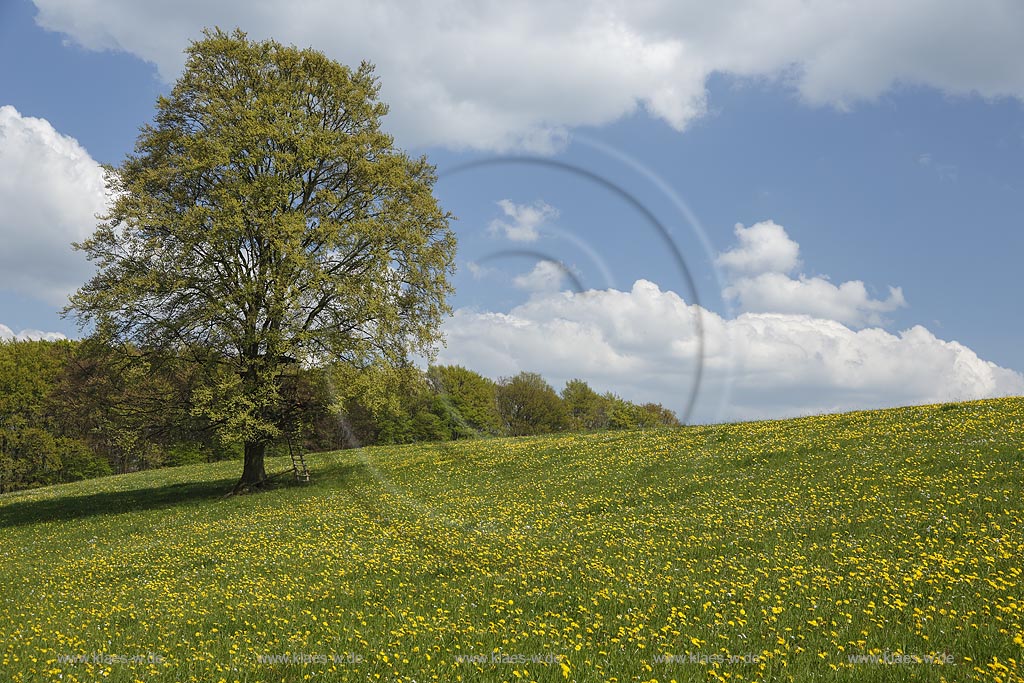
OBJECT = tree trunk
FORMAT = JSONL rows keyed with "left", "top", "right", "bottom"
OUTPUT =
{"left": 234, "top": 440, "right": 268, "bottom": 493}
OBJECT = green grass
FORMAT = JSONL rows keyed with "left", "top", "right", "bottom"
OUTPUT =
{"left": 2, "top": 398, "right": 1023, "bottom": 682}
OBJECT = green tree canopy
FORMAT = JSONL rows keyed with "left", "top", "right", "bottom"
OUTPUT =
{"left": 0, "top": 340, "right": 113, "bottom": 491}
{"left": 496, "top": 372, "right": 569, "bottom": 437}
{"left": 427, "top": 364, "right": 501, "bottom": 437}
{"left": 68, "top": 29, "right": 456, "bottom": 491}
{"left": 561, "top": 378, "right": 606, "bottom": 430}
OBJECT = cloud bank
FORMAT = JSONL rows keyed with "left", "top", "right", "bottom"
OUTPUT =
{"left": 440, "top": 281, "right": 1023, "bottom": 423}
{"left": 32, "top": 0, "right": 1024, "bottom": 151}
{"left": 441, "top": 220, "right": 1022, "bottom": 422}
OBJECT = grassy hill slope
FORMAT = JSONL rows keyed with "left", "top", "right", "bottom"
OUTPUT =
{"left": 1, "top": 398, "right": 1022, "bottom": 682}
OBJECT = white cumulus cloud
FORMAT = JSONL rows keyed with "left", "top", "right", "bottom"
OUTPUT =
{"left": 513, "top": 261, "right": 571, "bottom": 293}
{"left": 439, "top": 218, "right": 1019, "bottom": 421}
{"left": 716, "top": 220, "right": 801, "bottom": 276}
{"left": 718, "top": 221, "right": 907, "bottom": 328}
{"left": 488, "top": 199, "right": 558, "bottom": 242}
{"left": 724, "top": 273, "right": 906, "bottom": 328}
{"left": 438, "top": 281, "right": 1024, "bottom": 422}
{"left": 0, "top": 105, "right": 107, "bottom": 306}
{"left": 0, "top": 323, "right": 67, "bottom": 342}
{"left": 31, "top": 0, "right": 1024, "bottom": 151}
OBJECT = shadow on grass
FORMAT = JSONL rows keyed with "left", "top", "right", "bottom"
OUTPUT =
{"left": 0, "top": 476, "right": 240, "bottom": 529}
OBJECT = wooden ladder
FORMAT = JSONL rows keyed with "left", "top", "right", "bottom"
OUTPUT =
{"left": 288, "top": 437, "right": 311, "bottom": 483}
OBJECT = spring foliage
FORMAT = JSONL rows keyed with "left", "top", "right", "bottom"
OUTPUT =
{"left": 68, "top": 29, "right": 456, "bottom": 487}
{"left": 0, "top": 338, "right": 677, "bottom": 492}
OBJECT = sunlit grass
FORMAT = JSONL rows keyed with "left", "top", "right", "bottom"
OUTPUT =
{"left": 1, "top": 397, "right": 1022, "bottom": 682}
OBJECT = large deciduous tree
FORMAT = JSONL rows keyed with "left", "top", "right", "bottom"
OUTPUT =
{"left": 68, "top": 29, "right": 456, "bottom": 492}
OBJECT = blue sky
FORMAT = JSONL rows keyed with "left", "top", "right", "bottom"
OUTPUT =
{"left": 1, "top": 0, "right": 1022, "bottom": 421}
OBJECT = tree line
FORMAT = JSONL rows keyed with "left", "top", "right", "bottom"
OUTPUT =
{"left": 0, "top": 339, "right": 678, "bottom": 493}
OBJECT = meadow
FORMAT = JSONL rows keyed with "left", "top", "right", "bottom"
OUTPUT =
{"left": 1, "top": 397, "right": 1022, "bottom": 682}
